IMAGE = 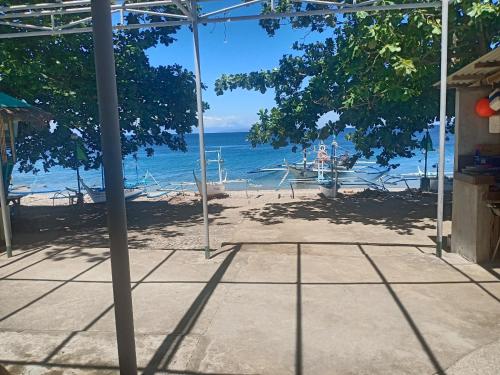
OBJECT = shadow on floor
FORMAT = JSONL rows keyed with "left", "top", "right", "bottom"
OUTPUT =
{"left": 2, "top": 239, "right": 498, "bottom": 374}
{"left": 10, "top": 199, "right": 234, "bottom": 252}
{"left": 241, "top": 191, "right": 452, "bottom": 235}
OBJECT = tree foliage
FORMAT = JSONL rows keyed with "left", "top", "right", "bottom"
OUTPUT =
{"left": 215, "top": 0, "right": 499, "bottom": 166}
{"left": 0, "top": 1, "right": 201, "bottom": 173}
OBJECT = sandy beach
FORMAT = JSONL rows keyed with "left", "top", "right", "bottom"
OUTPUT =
{"left": 10, "top": 187, "right": 452, "bottom": 254}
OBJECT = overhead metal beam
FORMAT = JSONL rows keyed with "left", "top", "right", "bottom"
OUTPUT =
{"left": 0, "top": 19, "right": 191, "bottom": 39}
{"left": 290, "top": 0, "right": 346, "bottom": 6}
{"left": 0, "top": 1, "right": 187, "bottom": 19}
{"left": 0, "top": 0, "right": 89, "bottom": 12}
{"left": 172, "top": 0, "right": 192, "bottom": 18}
{"left": 0, "top": 20, "right": 52, "bottom": 31}
{"left": 199, "top": 2, "right": 441, "bottom": 22}
{"left": 0, "top": 0, "right": 181, "bottom": 12}
{"left": 200, "top": 0, "right": 264, "bottom": 18}
{"left": 0, "top": 2, "right": 442, "bottom": 39}
{"left": 125, "top": 8, "right": 189, "bottom": 18}
{"left": 90, "top": 0, "right": 137, "bottom": 372}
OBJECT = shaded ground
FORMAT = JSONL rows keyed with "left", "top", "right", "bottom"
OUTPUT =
{"left": 10, "top": 193, "right": 240, "bottom": 252}
{"left": 2, "top": 190, "right": 498, "bottom": 374}
{"left": 9, "top": 190, "right": 451, "bottom": 252}
{"left": 241, "top": 190, "right": 451, "bottom": 235}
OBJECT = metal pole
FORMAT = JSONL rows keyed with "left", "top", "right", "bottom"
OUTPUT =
{"left": 191, "top": 0, "right": 210, "bottom": 259}
{"left": 436, "top": 0, "right": 448, "bottom": 258}
{"left": 424, "top": 130, "right": 429, "bottom": 179}
{"left": 303, "top": 148, "right": 307, "bottom": 173}
{"left": 72, "top": 136, "right": 82, "bottom": 195}
{"left": 0, "top": 161, "right": 12, "bottom": 257}
{"left": 90, "top": 1, "right": 137, "bottom": 373}
{"left": 333, "top": 142, "right": 338, "bottom": 199}
{"left": 76, "top": 166, "right": 81, "bottom": 194}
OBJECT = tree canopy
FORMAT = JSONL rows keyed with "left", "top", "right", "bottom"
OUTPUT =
{"left": 215, "top": 0, "right": 499, "bottom": 166}
{"left": 0, "top": 2, "right": 200, "bottom": 173}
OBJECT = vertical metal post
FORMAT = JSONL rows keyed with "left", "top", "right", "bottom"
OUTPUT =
{"left": 0, "top": 161, "right": 12, "bottom": 257}
{"left": 76, "top": 166, "right": 81, "bottom": 194}
{"left": 71, "top": 135, "right": 82, "bottom": 195}
{"left": 436, "top": 0, "right": 449, "bottom": 258}
{"left": 90, "top": 1, "right": 137, "bottom": 373}
{"left": 191, "top": 0, "right": 210, "bottom": 259}
{"left": 333, "top": 142, "right": 338, "bottom": 199}
{"left": 303, "top": 148, "right": 307, "bottom": 173}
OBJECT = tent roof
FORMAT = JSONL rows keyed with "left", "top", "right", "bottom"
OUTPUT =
{"left": 0, "top": 92, "right": 52, "bottom": 128}
{"left": 0, "top": 92, "right": 32, "bottom": 108}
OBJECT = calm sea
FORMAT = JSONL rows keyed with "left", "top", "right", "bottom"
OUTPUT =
{"left": 12, "top": 128, "right": 455, "bottom": 192}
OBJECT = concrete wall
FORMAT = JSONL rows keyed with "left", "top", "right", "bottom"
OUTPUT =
{"left": 451, "top": 180, "right": 496, "bottom": 263}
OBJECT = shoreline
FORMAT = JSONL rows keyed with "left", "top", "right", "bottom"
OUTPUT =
{"left": 16, "top": 185, "right": 422, "bottom": 207}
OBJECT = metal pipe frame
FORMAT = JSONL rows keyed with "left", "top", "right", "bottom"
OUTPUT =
{"left": 0, "top": 0, "right": 184, "bottom": 13}
{"left": 90, "top": 0, "right": 137, "bottom": 373}
{"left": 200, "top": 0, "right": 264, "bottom": 18}
{"left": 0, "top": 1, "right": 441, "bottom": 38}
{"left": 0, "top": 0, "right": 449, "bottom": 370}
{"left": 0, "top": 1, "right": 187, "bottom": 20}
{"left": 124, "top": 8, "right": 189, "bottom": 18}
{"left": 172, "top": 0, "right": 192, "bottom": 17}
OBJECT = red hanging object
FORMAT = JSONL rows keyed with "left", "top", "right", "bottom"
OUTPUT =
{"left": 475, "top": 97, "right": 495, "bottom": 118}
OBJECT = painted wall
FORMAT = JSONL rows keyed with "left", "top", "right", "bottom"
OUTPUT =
{"left": 452, "top": 88, "right": 500, "bottom": 263}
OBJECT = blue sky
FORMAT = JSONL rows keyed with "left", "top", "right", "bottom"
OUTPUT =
{"left": 146, "top": 11, "right": 329, "bottom": 133}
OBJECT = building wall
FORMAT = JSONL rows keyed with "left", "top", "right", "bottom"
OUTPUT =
{"left": 451, "top": 88, "right": 500, "bottom": 263}
{"left": 454, "top": 88, "right": 500, "bottom": 168}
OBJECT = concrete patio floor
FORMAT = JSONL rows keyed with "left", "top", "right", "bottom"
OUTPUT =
{"left": 1, "top": 193, "right": 500, "bottom": 374}
{"left": 1, "top": 242, "right": 499, "bottom": 374}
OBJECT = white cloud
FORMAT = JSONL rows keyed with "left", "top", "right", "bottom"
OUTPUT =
{"left": 200, "top": 114, "right": 255, "bottom": 132}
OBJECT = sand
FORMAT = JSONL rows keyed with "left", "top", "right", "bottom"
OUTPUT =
{"left": 7, "top": 187, "right": 451, "bottom": 255}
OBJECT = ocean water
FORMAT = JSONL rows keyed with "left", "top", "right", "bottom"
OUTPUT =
{"left": 12, "top": 128, "right": 455, "bottom": 192}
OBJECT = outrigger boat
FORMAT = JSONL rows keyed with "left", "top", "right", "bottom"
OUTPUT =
{"left": 194, "top": 148, "right": 226, "bottom": 197}
{"left": 287, "top": 144, "right": 355, "bottom": 180}
{"left": 80, "top": 178, "right": 143, "bottom": 203}
{"left": 252, "top": 142, "right": 389, "bottom": 189}
{"left": 194, "top": 147, "right": 249, "bottom": 197}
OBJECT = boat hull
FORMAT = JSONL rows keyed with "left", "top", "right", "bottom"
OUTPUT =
{"left": 206, "top": 183, "right": 226, "bottom": 197}
{"left": 288, "top": 165, "right": 352, "bottom": 179}
{"left": 319, "top": 183, "right": 338, "bottom": 198}
{"left": 194, "top": 174, "right": 226, "bottom": 197}
{"left": 87, "top": 188, "right": 143, "bottom": 203}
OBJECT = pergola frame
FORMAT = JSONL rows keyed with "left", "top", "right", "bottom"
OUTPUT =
{"left": 0, "top": 0, "right": 449, "bottom": 373}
